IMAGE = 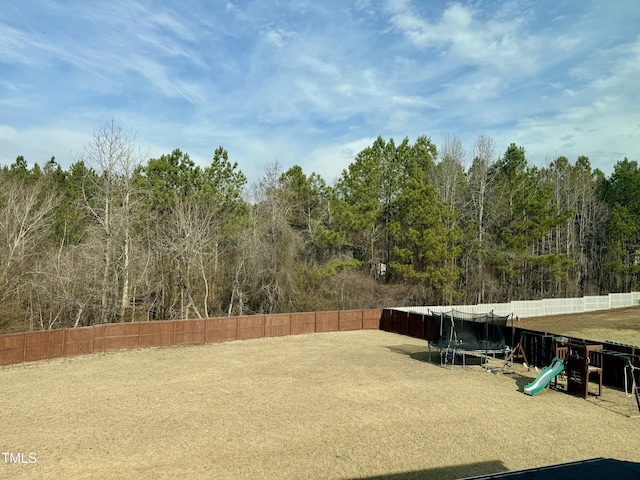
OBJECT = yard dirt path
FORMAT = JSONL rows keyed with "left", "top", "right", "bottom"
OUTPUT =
{"left": 1, "top": 329, "right": 638, "bottom": 479}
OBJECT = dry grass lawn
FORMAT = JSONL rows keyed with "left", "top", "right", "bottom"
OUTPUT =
{"left": 1, "top": 323, "right": 639, "bottom": 479}
{"left": 517, "top": 305, "right": 640, "bottom": 346}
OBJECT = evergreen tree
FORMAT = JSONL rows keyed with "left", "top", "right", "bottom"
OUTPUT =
{"left": 389, "top": 176, "right": 462, "bottom": 305}
{"left": 603, "top": 158, "right": 640, "bottom": 291}
{"left": 488, "top": 144, "right": 572, "bottom": 299}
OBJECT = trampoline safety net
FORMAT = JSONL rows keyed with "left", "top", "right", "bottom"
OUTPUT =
{"left": 429, "top": 309, "right": 510, "bottom": 352}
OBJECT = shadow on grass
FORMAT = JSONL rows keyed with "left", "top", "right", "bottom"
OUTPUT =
{"left": 513, "top": 375, "right": 533, "bottom": 392}
{"left": 387, "top": 344, "right": 440, "bottom": 363}
{"left": 386, "top": 344, "right": 535, "bottom": 393}
{"left": 386, "top": 344, "right": 435, "bottom": 363}
{"left": 386, "top": 344, "right": 491, "bottom": 367}
{"left": 346, "top": 460, "right": 507, "bottom": 480}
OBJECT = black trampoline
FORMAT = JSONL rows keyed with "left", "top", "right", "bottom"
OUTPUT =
{"left": 427, "top": 309, "right": 511, "bottom": 368}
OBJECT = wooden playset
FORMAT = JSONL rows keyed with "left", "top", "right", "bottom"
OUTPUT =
{"left": 563, "top": 342, "right": 603, "bottom": 399}
{"left": 503, "top": 332, "right": 607, "bottom": 400}
{"left": 519, "top": 336, "right": 640, "bottom": 417}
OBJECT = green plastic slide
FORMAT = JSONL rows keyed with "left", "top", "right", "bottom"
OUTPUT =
{"left": 523, "top": 357, "right": 565, "bottom": 396}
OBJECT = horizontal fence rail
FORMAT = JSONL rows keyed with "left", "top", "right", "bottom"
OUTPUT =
{"left": 0, "top": 309, "right": 381, "bottom": 367}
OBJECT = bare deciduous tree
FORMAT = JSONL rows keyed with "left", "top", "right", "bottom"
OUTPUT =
{"left": 435, "top": 135, "right": 467, "bottom": 210}
{"left": 463, "top": 133, "right": 496, "bottom": 303}
{"left": 157, "top": 198, "right": 215, "bottom": 319}
{"left": 234, "top": 163, "right": 304, "bottom": 314}
{"left": 78, "top": 120, "right": 143, "bottom": 323}
{"left": 0, "top": 175, "right": 58, "bottom": 303}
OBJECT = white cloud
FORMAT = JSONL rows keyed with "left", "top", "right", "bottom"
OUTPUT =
{"left": 265, "top": 29, "right": 287, "bottom": 48}
{"left": 127, "top": 55, "right": 207, "bottom": 104}
{"left": 391, "top": 95, "right": 440, "bottom": 109}
{"left": 298, "top": 56, "right": 340, "bottom": 77}
{"left": 0, "top": 23, "right": 65, "bottom": 67}
{"left": 385, "top": 1, "right": 576, "bottom": 76}
{"left": 443, "top": 75, "right": 505, "bottom": 102}
{"left": 147, "top": 11, "right": 196, "bottom": 43}
{"left": 0, "top": 125, "right": 19, "bottom": 141}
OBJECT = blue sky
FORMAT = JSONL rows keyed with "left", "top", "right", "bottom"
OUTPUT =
{"left": 1, "top": 0, "right": 639, "bottom": 185}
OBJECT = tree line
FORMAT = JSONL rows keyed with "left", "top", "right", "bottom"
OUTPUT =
{"left": 1, "top": 122, "right": 639, "bottom": 332}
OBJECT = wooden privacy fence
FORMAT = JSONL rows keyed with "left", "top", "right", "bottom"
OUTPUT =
{"left": 0, "top": 309, "right": 381, "bottom": 366}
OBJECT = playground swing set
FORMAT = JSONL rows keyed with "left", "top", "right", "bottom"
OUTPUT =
{"left": 624, "top": 357, "right": 640, "bottom": 418}
{"left": 425, "top": 309, "right": 640, "bottom": 417}
{"left": 504, "top": 336, "right": 604, "bottom": 398}
{"left": 510, "top": 334, "right": 640, "bottom": 417}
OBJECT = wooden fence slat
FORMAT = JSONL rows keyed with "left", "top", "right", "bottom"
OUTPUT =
{"left": 0, "top": 332, "right": 26, "bottom": 366}
{"left": 338, "top": 310, "right": 363, "bottom": 331}
{"left": 316, "top": 311, "right": 339, "bottom": 332}
{"left": 291, "top": 312, "right": 315, "bottom": 335}
{"left": 63, "top": 328, "right": 92, "bottom": 357}
{"left": 205, "top": 317, "right": 238, "bottom": 343}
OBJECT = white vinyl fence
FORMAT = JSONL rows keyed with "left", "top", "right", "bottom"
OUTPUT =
{"left": 395, "top": 292, "right": 640, "bottom": 319}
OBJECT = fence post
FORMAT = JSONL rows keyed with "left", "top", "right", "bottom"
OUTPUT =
{"left": 172, "top": 320, "right": 176, "bottom": 346}
{"left": 203, "top": 317, "right": 207, "bottom": 344}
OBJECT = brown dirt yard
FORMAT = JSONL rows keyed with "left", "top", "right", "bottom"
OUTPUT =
{"left": 1, "top": 316, "right": 639, "bottom": 479}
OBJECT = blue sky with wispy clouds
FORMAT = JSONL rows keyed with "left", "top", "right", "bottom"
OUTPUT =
{"left": 1, "top": 0, "right": 638, "bottom": 184}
